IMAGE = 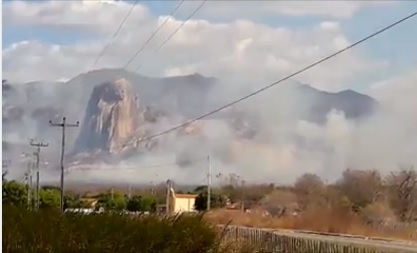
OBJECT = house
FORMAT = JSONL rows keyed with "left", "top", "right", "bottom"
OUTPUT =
{"left": 167, "top": 187, "right": 198, "bottom": 214}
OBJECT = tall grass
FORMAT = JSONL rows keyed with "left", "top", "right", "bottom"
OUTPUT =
{"left": 3, "top": 205, "right": 235, "bottom": 253}
{"left": 206, "top": 208, "right": 417, "bottom": 241}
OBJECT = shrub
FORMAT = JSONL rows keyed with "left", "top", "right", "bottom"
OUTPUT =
{"left": 3, "top": 206, "right": 223, "bottom": 253}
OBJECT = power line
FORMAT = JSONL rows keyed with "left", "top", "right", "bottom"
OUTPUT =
{"left": 113, "top": 10, "right": 417, "bottom": 149}
{"left": 135, "top": 0, "right": 207, "bottom": 72}
{"left": 91, "top": 0, "right": 140, "bottom": 69}
{"left": 49, "top": 117, "right": 80, "bottom": 213}
{"left": 123, "top": 0, "right": 185, "bottom": 69}
{"left": 156, "top": 0, "right": 207, "bottom": 52}
{"left": 30, "top": 139, "right": 49, "bottom": 211}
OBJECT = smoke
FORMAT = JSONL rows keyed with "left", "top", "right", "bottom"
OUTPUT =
{"left": 3, "top": 68, "right": 417, "bottom": 186}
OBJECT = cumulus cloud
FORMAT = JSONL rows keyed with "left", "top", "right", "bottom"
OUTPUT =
{"left": 2, "top": 1, "right": 386, "bottom": 90}
{"left": 3, "top": 0, "right": 416, "bottom": 185}
{"left": 166, "top": 1, "right": 392, "bottom": 20}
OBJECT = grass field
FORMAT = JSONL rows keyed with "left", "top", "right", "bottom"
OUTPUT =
{"left": 2, "top": 206, "right": 269, "bottom": 253}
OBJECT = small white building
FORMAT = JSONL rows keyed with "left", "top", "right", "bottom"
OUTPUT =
{"left": 167, "top": 187, "right": 198, "bottom": 214}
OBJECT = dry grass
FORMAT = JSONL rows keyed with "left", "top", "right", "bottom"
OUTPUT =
{"left": 205, "top": 208, "right": 417, "bottom": 242}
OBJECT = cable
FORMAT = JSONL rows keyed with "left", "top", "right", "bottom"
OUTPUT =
{"left": 156, "top": 0, "right": 207, "bottom": 52}
{"left": 134, "top": 0, "right": 208, "bottom": 72}
{"left": 112, "top": 11, "right": 417, "bottom": 150}
{"left": 123, "top": 0, "right": 185, "bottom": 69}
{"left": 91, "top": 0, "right": 140, "bottom": 69}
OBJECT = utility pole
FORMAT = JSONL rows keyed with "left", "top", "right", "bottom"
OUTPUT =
{"left": 49, "top": 117, "right": 79, "bottom": 213}
{"left": 207, "top": 156, "right": 212, "bottom": 211}
{"left": 25, "top": 162, "right": 33, "bottom": 210}
{"left": 166, "top": 179, "right": 171, "bottom": 215}
{"left": 128, "top": 184, "right": 132, "bottom": 199}
{"left": 150, "top": 181, "right": 156, "bottom": 196}
{"left": 241, "top": 179, "right": 246, "bottom": 213}
{"left": 30, "top": 139, "right": 49, "bottom": 210}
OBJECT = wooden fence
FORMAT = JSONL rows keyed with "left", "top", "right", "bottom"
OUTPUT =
{"left": 218, "top": 225, "right": 417, "bottom": 253}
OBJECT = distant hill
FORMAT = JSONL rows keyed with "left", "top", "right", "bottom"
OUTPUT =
{"left": 2, "top": 69, "right": 378, "bottom": 162}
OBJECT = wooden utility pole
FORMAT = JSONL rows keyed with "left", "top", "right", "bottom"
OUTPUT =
{"left": 128, "top": 184, "right": 132, "bottom": 199}
{"left": 166, "top": 179, "right": 171, "bottom": 215}
{"left": 207, "top": 156, "right": 212, "bottom": 211}
{"left": 25, "top": 162, "right": 33, "bottom": 210}
{"left": 49, "top": 117, "right": 79, "bottom": 213}
{"left": 30, "top": 139, "right": 49, "bottom": 210}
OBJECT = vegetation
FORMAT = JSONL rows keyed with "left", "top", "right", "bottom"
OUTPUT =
{"left": 3, "top": 166, "right": 416, "bottom": 250}
{"left": 195, "top": 190, "right": 228, "bottom": 211}
{"left": 2, "top": 206, "right": 226, "bottom": 253}
{"left": 209, "top": 168, "right": 417, "bottom": 241}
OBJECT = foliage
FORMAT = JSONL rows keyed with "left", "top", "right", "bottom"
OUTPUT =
{"left": 126, "top": 195, "right": 158, "bottom": 212}
{"left": 97, "top": 191, "right": 127, "bottom": 211}
{"left": 39, "top": 188, "right": 60, "bottom": 209}
{"left": 195, "top": 191, "right": 227, "bottom": 211}
{"left": 2, "top": 206, "right": 225, "bottom": 253}
{"left": 2, "top": 180, "right": 27, "bottom": 206}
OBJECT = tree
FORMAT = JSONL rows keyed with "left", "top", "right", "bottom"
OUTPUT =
{"left": 39, "top": 188, "right": 60, "bottom": 209}
{"left": 126, "top": 195, "right": 142, "bottom": 212}
{"left": 259, "top": 189, "right": 298, "bottom": 217}
{"left": 294, "top": 173, "right": 325, "bottom": 209}
{"left": 3, "top": 180, "right": 27, "bottom": 206}
{"left": 194, "top": 191, "right": 226, "bottom": 211}
{"left": 140, "top": 195, "right": 157, "bottom": 212}
{"left": 97, "top": 191, "right": 127, "bottom": 211}
{"left": 64, "top": 192, "right": 91, "bottom": 209}
{"left": 126, "top": 195, "right": 157, "bottom": 212}
{"left": 386, "top": 168, "right": 417, "bottom": 222}
{"left": 338, "top": 169, "right": 383, "bottom": 212}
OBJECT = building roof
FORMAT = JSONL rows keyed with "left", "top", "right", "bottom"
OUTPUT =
{"left": 174, "top": 193, "right": 198, "bottom": 199}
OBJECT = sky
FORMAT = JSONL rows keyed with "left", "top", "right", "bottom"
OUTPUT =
{"left": 2, "top": 0, "right": 417, "bottom": 184}
{"left": 2, "top": 0, "right": 417, "bottom": 93}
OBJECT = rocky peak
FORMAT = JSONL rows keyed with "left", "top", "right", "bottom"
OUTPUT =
{"left": 73, "top": 78, "right": 144, "bottom": 154}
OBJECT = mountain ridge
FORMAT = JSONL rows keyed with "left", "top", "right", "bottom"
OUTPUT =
{"left": 3, "top": 69, "right": 378, "bottom": 165}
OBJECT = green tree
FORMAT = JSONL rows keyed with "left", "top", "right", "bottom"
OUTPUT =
{"left": 98, "top": 191, "right": 127, "bottom": 211}
{"left": 126, "top": 195, "right": 142, "bottom": 212}
{"left": 126, "top": 195, "right": 157, "bottom": 212}
{"left": 39, "top": 188, "right": 60, "bottom": 209}
{"left": 64, "top": 192, "right": 91, "bottom": 209}
{"left": 140, "top": 195, "right": 157, "bottom": 212}
{"left": 2, "top": 180, "right": 27, "bottom": 206}
{"left": 194, "top": 191, "right": 226, "bottom": 211}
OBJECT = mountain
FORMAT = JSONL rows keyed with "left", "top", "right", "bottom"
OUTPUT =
{"left": 2, "top": 69, "right": 378, "bottom": 162}
{"left": 73, "top": 78, "right": 145, "bottom": 154}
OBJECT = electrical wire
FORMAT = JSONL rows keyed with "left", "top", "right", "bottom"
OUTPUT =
{"left": 112, "top": 10, "right": 417, "bottom": 150}
{"left": 122, "top": 0, "right": 186, "bottom": 69}
{"left": 155, "top": 0, "right": 207, "bottom": 52}
{"left": 91, "top": 0, "right": 140, "bottom": 69}
{"left": 135, "top": 0, "right": 208, "bottom": 72}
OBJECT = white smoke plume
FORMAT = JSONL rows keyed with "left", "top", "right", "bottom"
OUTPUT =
{"left": 3, "top": 68, "right": 417, "bottom": 187}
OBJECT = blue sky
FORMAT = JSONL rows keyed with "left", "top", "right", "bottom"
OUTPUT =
{"left": 2, "top": 0, "right": 417, "bottom": 91}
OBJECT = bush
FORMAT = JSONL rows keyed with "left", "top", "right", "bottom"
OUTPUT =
{"left": 2, "top": 206, "right": 225, "bottom": 253}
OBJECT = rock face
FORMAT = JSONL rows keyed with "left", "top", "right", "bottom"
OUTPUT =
{"left": 74, "top": 78, "right": 144, "bottom": 154}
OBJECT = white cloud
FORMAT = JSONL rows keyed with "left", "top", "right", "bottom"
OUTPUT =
{"left": 2, "top": 1, "right": 386, "bottom": 91}
{"left": 3, "top": 0, "right": 150, "bottom": 34}
{"left": 187, "top": 0, "right": 393, "bottom": 20}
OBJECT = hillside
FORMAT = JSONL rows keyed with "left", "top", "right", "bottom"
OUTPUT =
{"left": 2, "top": 69, "right": 378, "bottom": 175}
